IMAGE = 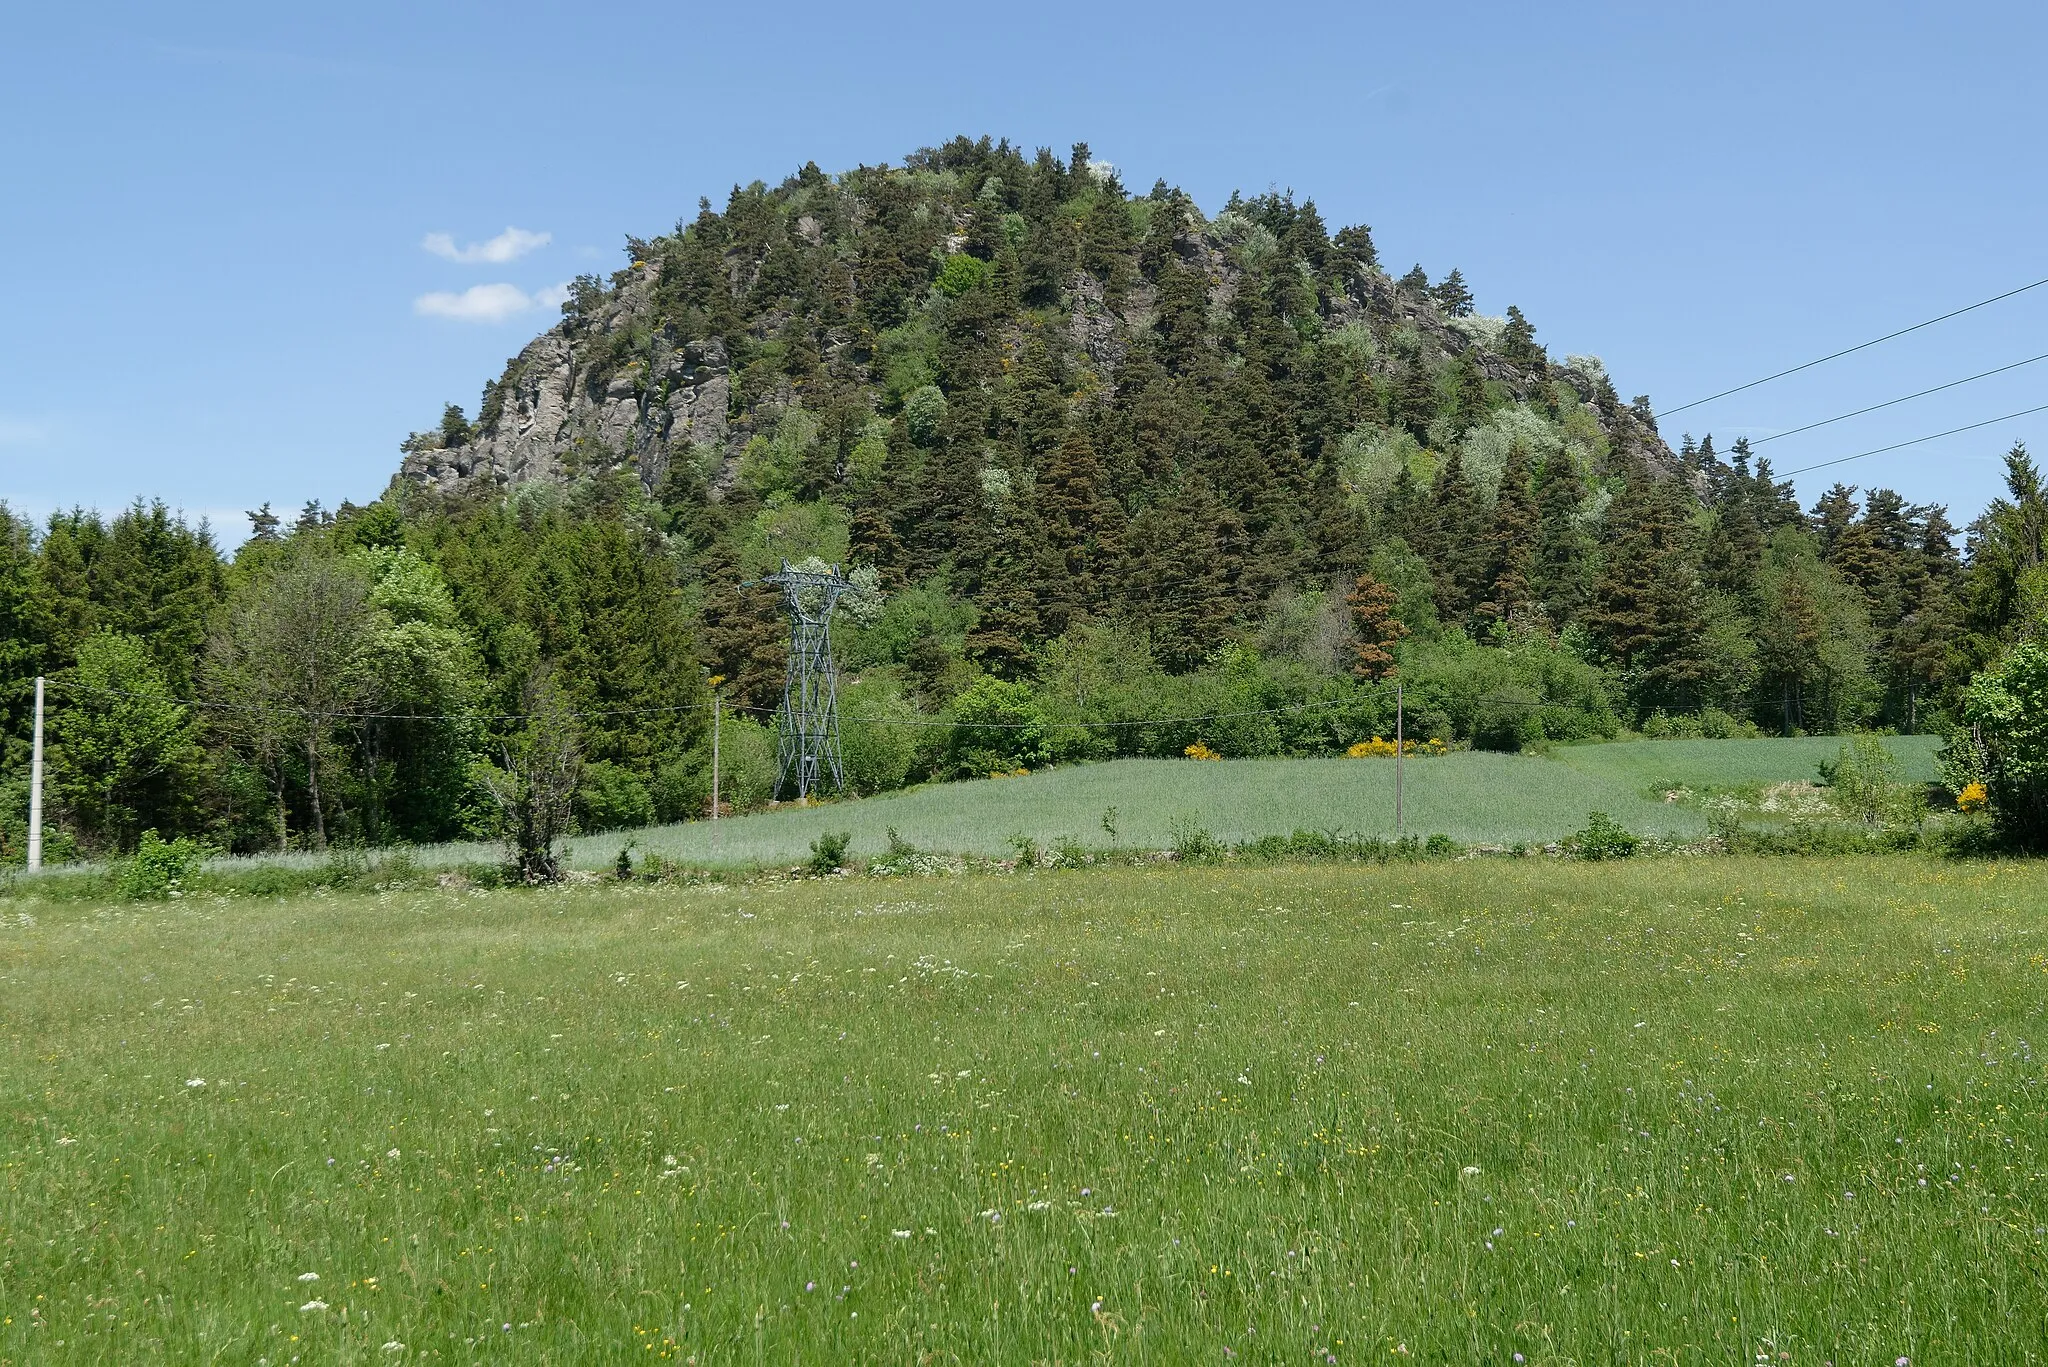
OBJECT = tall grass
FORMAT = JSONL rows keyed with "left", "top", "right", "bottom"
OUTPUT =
{"left": 1550, "top": 734, "right": 1942, "bottom": 793}
{"left": 621, "top": 754, "right": 1706, "bottom": 868}
{"left": 2, "top": 856, "right": 2044, "bottom": 1360}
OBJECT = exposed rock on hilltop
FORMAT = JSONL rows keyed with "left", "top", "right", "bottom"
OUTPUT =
{"left": 399, "top": 139, "right": 1676, "bottom": 506}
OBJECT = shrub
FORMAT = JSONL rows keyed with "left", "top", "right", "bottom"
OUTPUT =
{"left": 934, "top": 253, "right": 991, "bottom": 298}
{"left": 1346, "top": 737, "right": 1449, "bottom": 758}
{"left": 903, "top": 384, "right": 949, "bottom": 446}
{"left": 715, "top": 717, "right": 780, "bottom": 811}
{"left": 1818, "top": 735, "right": 1921, "bottom": 827}
{"left": 1168, "top": 817, "right": 1222, "bottom": 862}
{"left": 576, "top": 761, "right": 655, "bottom": 833}
{"left": 1960, "top": 638, "right": 2048, "bottom": 849}
{"left": 117, "top": 830, "right": 206, "bottom": 901}
{"left": 840, "top": 677, "right": 924, "bottom": 794}
{"left": 807, "top": 830, "right": 852, "bottom": 875}
{"left": 944, "top": 677, "right": 1050, "bottom": 777}
{"left": 1184, "top": 742, "right": 1222, "bottom": 761}
{"left": 1571, "top": 811, "right": 1640, "bottom": 861}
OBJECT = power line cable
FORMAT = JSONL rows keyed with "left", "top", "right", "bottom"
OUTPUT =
{"left": 1656, "top": 274, "right": 2048, "bottom": 420}
{"left": 1776, "top": 400, "right": 2048, "bottom": 478}
{"left": 47, "top": 681, "right": 1377, "bottom": 730}
{"left": 46, "top": 678, "right": 1571, "bottom": 731}
{"left": 45, "top": 680, "right": 718, "bottom": 724}
{"left": 1738, "top": 351, "right": 2048, "bottom": 449}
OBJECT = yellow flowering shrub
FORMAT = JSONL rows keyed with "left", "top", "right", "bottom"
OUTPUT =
{"left": 1346, "top": 737, "right": 1449, "bottom": 759}
{"left": 1184, "top": 743, "right": 1223, "bottom": 761}
{"left": 1957, "top": 781, "right": 1989, "bottom": 813}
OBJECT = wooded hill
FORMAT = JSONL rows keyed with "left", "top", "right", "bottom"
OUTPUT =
{"left": 4, "top": 136, "right": 2045, "bottom": 861}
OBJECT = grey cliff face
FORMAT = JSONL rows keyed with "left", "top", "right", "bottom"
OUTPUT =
{"left": 400, "top": 265, "right": 737, "bottom": 497}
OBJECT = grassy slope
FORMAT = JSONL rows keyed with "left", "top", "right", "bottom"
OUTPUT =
{"left": 153, "top": 736, "right": 1935, "bottom": 875}
{"left": 614, "top": 753, "right": 1707, "bottom": 868}
{"left": 1549, "top": 733, "right": 1943, "bottom": 792}
{"left": 2, "top": 857, "right": 2043, "bottom": 1362}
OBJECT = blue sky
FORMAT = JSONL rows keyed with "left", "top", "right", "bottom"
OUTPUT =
{"left": 4, "top": 1, "right": 2044, "bottom": 544}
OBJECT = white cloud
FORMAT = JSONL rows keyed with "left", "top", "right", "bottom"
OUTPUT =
{"left": 533, "top": 280, "right": 572, "bottom": 309}
{"left": 414, "top": 283, "right": 540, "bottom": 323}
{"left": 421, "top": 226, "right": 550, "bottom": 265}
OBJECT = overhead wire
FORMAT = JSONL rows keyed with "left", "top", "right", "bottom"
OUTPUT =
{"left": 1654, "top": 273, "right": 2048, "bottom": 419}
{"left": 1775, "top": 400, "right": 2048, "bottom": 478}
{"left": 44, "top": 679, "right": 1572, "bottom": 731}
{"left": 1736, "top": 351, "right": 2048, "bottom": 449}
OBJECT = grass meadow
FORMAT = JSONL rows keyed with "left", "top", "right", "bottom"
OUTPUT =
{"left": 3, "top": 854, "right": 2045, "bottom": 1362}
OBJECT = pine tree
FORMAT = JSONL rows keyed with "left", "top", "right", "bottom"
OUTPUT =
{"left": 1589, "top": 462, "right": 1707, "bottom": 711}
{"left": 1431, "top": 268, "right": 1475, "bottom": 316}
{"left": 1034, "top": 425, "right": 1119, "bottom": 635}
{"left": 1501, "top": 306, "right": 1544, "bottom": 368}
{"left": 1702, "top": 437, "right": 1764, "bottom": 601}
{"left": 1443, "top": 353, "right": 1490, "bottom": 435}
{"left": 1345, "top": 573, "right": 1408, "bottom": 679}
{"left": 1426, "top": 448, "right": 1488, "bottom": 621}
{"left": 1332, "top": 223, "right": 1378, "bottom": 273}
{"left": 1392, "top": 355, "right": 1439, "bottom": 443}
{"left": 1533, "top": 453, "right": 1593, "bottom": 621}
{"left": 1121, "top": 479, "right": 1244, "bottom": 672}
{"left": 1478, "top": 443, "right": 1538, "bottom": 627}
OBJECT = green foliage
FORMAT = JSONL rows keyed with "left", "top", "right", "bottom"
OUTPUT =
{"left": 51, "top": 630, "right": 204, "bottom": 852}
{"left": 934, "top": 252, "right": 991, "bottom": 297}
{"left": 1167, "top": 816, "right": 1222, "bottom": 861}
{"left": 115, "top": 828, "right": 207, "bottom": 900}
{"left": 713, "top": 717, "right": 779, "bottom": 814}
{"left": 806, "top": 829, "right": 852, "bottom": 874}
{"left": 944, "top": 677, "right": 1050, "bottom": 776}
{"left": 576, "top": 760, "right": 656, "bottom": 833}
{"left": 1960, "top": 637, "right": 2048, "bottom": 848}
{"left": 902, "top": 385, "right": 949, "bottom": 447}
{"left": 838, "top": 676, "right": 926, "bottom": 795}
{"left": 1401, "top": 626, "right": 1617, "bottom": 751}
{"left": 1571, "top": 810, "right": 1640, "bottom": 860}
{"left": 1818, "top": 734, "right": 1922, "bottom": 827}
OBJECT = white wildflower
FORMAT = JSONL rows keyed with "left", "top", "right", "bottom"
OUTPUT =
{"left": 297, "top": 1272, "right": 320, "bottom": 1283}
{"left": 300, "top": 1299, "right": 329, "bottom": 1312}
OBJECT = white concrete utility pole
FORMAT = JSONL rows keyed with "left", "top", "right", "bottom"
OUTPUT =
{"left": 27, "top": 676, "right": 44, "bottom": 870}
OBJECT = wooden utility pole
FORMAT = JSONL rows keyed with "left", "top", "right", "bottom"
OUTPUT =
{"left": 27, "top": 677, "right": 44, "bottom": 870}
{"left": 1394, "top": 679, "right": 1404, "bottom": 839}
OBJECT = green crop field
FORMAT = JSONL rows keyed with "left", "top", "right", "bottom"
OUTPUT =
{"left": 370, "top": 735, "right": 1916, "bottom": 873}
{"left": 3, "top": 855, "right": 2044, "bottom": 1362}
{"left": 1548, "top": 734, "right": 1943, "bottom": 795}
{"left": 616, "top": 753, "right": 1712, "bottom": 869}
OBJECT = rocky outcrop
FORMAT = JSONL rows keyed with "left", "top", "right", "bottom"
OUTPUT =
{"left": 400, "top": 268, "right": 739, "bottom": 497}
{"left": 400, "top": 200, "right": 1680, "bottom": 500}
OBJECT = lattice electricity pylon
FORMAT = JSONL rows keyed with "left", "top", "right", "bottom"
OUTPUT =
{"left": 761, "top": 559, "right": 851, "bottom": 800}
